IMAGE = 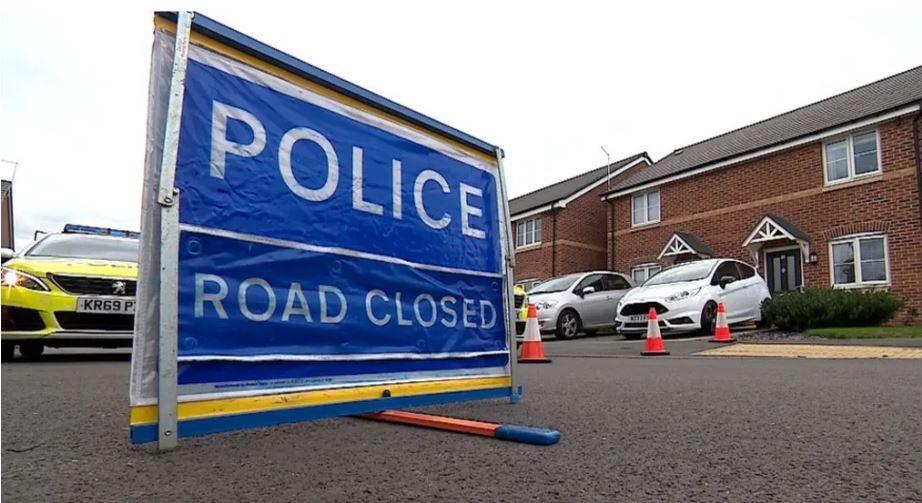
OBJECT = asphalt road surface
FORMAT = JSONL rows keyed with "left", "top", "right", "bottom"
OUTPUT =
{"left": 3, "top": 339, "right": 921, "bottom": 502}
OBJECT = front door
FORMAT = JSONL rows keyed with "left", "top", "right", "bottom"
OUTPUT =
{"left": 765, "top": 249, "right": 802, "bottom": 294}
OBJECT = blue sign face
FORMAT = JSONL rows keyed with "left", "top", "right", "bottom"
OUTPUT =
{"left": 170, "top": 50, "right": 508, "bottom": 395}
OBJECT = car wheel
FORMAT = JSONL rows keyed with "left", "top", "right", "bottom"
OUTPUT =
{"left": 700, "top": 302, "right": 718, "bottom": 336}
{"left": 555, "top": 310, "right": 581, "bottom": 340}
{"left": 19, "top": 342, "right": 44, "bottom": 360}
{"left": 1, "top": 342, "right": 15, "bottom": 362}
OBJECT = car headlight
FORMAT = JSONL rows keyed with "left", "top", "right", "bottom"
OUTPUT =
{"left": 1, "top": 267, "right": 50, "bottom": 291}
{"left": 664, "top": 287, "right": 701, "bottom": 303}
{"left": 535, "top": 300, "right": 558, "bottom": 310}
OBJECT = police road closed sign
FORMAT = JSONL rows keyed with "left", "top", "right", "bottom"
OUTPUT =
{"left": 129, "top": 12, "right": 516, "bottom": 445}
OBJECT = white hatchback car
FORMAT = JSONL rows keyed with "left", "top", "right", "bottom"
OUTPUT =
{"left": 615, "top": 259, "right": 770, "bottom": 338}
{"left": 527, "top": 271, "right": 634, "bottom": 339}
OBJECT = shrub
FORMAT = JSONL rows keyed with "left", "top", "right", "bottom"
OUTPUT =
{"left": 761, "top": 288, "right": 904, "bottom": 331}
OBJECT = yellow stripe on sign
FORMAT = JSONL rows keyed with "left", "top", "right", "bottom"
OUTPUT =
{"left": 130, "top": 376, "right": 512, "bottom": 425}
{"left": 152, "top": 16, "right": 498, "bottom": 166}
{"left": 698, "top": 344, "right": 922, "bottom": 359}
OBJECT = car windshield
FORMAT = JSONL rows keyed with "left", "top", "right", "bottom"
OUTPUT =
{"left": 26, "top": 234, "right": 139, "bottom": 262}
{"left": 644, "top": 261, "right": 715, "bottom": 286}
{"left": 529, "top": 273, "right": 582, "bottom": 294}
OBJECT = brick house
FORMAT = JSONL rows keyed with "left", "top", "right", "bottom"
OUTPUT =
{"left": 603, "top": 66, "right": 922, "bottom": 323}
{"left": 509, "top": 152, "right": 650, "bottom": 288}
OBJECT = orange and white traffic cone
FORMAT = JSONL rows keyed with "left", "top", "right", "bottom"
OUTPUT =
{"left": 641, "top": 307, "right": 670, "bottom": 356}
{"left": 518, "top": 304, "right": 551, "bottom": 363}
{"left": 709, "top": 302, "right": 736, "bottom": 343}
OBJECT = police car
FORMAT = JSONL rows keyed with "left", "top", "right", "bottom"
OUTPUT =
{"left": 1, "top": 225, "right": 139, "bottom": 360}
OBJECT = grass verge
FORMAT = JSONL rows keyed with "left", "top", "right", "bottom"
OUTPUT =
{"left": 804, "top": 326, "right": 922, "bottom": 339}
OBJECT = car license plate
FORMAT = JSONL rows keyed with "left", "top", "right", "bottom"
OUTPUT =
{"left": 628, "top": 315, "right": 647, "bottom": 322}
{"left": 76, "top": 297, "right": 135, "bottom": 314}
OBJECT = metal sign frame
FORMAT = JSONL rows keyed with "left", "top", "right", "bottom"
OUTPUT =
{"left": 141, "top": 11, "right": 519, "bottom": 451}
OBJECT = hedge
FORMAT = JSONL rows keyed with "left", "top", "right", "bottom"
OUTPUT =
{"left": 761, "top": 288, "right": 904, "bottom": 332}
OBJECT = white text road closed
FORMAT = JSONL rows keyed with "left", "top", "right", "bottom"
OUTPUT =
{"left": 77, "top": 297, "right": 136, "bottom": 314}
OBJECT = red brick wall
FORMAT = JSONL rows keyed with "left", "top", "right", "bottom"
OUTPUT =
{"left": 513, "top": 161, "right": 648, "bottom": 283}
{"left": 609, "top": 116, "right": 922, "bottom": 323}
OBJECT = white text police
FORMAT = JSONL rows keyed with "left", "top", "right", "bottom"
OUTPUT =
{"left": 210, "top": 101, "right": 488, "bottom": 239}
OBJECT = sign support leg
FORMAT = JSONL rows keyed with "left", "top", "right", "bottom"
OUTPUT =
{"left": 156, "top": 10, "right": 193, "bottom": 451}
{"left": 494, "top": 148, "right": 521, "bottom": 403}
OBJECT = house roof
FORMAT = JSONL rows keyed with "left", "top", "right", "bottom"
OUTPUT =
{"left": 658, "top": 231, "right": 714, "bottom": 260}
{"left": 606, "top": 65, "right": 922, "bottom": 195}
{"left": 509, "top": 152, "right": 649, "bottom": 216}
{"left": 674, "top": 232, "right": 714, "bottom": 256}
{"left": 765, "top": 214, "right": 811, "bottom": 243}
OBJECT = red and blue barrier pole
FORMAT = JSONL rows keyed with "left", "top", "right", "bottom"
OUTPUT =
{"left": 359, "top": 410, "right": 561, "bottom": 446}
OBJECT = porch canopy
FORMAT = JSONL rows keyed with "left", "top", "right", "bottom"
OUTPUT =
{"left": 742, "top": 214, "right": 811, "bottom": 268}
{"left": 658, "top": 231, "right": 714, "bottom": 265}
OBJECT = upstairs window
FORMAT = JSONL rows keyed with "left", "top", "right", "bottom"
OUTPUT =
{"left": 824, "top": 130, "right": 880, "bottom": 184}
{"left": 515, "top": 217, "right": 542, "bottom": 248}
{"left": 632, "top": 190, "right": 660, "bottom": 226}
{"left": 830, "top": 234, "right": 889, "bottom": 287}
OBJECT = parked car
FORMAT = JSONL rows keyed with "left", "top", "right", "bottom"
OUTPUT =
{"left": 527, "top": 271, "right": 634, "bottom": 339}
{"left": 1, "top": 225, "right": 139, "bottom": 360}
{"left": 615, "top": 258, "right": 770, "bottom": 339}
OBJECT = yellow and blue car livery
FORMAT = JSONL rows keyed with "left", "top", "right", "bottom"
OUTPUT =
{"left": 1, "top": 225, "right": 139, "bottom": 359}
{"left": 514, "top": 285, "right": 528, "bottom": 337}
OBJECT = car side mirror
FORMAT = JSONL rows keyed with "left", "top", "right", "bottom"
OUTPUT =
{"left": 0, "top": 248, "right": 13, "bottom": 264}
{"left": 719, "top": 275, "right": 736, "bottom": 289}
{"left": 581, "top": 286, "right": 596, "bottom": 296}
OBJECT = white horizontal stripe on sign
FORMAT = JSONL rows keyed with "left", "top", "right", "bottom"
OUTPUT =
{"left": 187, "top": 42, "right": 498, "bottom": 176}
{"left": 180, "top": 224, "right": 504, "bottom": 278}
{"left": 178, "top": 350, "right": 510, "bottom": 363}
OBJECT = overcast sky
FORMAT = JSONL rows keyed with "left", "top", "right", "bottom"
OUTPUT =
{"left": 1, "top": 1, "right": 920, "bottom": 249}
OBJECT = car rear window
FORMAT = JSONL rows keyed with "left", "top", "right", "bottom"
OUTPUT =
{"left": 26, "top": 234, "right": 139, "bottom": 262}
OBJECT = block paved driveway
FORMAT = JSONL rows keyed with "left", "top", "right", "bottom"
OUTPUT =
{"left": 3, "top": 340, "right": 921, "bottom": 502}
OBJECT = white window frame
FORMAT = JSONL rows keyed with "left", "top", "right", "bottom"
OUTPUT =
{"left": 631, "top": 263, "right": 661, "bottom": 284}
{"left": 827, "top": 233, "right": 890, "bottom": 288}
{"left": 631, "top": 190, "right": 661, "bottom": 227}
{"left": 515, "top": 217, "right": 542, "bottom": 249}
{"left": 822, "top": 129, "right": 882, "bottom": 186}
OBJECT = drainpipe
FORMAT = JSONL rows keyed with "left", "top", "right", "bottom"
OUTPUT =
{"left": 551, "top": 207, "right": 558, "bottom": 276}
{"left": 607, "top": 198, "right": 616, "bottom": 270}
{"left": 913, "top": 101, "right": 922, "bottom": 230}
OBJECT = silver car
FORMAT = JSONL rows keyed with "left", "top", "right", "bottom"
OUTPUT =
{"left": 527, "top": 271, "right": 634, "bottom": 339}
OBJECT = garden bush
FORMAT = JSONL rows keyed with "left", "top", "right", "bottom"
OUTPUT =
{"left": 761, "top": 288, "right": 904, "bottom": 331}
